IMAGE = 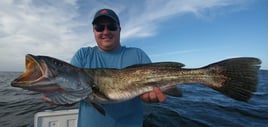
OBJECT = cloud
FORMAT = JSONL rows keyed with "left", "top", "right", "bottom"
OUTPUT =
{"left": 0, "top": 0, "right": 91, "bottom": 71}
{"left": 150, "top": 49, "right": 208, "bottom": 58}
{"left": 0, "top": 0, "right": 255, "bottom": 71}
{"left": 119, "top": 0, "right": 253, "bottom": 41}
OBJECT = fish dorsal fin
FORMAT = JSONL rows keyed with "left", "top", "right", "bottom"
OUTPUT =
{"left": 125, "top": 62, "right": 185, "bottom": 69}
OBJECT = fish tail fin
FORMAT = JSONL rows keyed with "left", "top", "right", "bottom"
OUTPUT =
{"left": 205, "top": 57, "right": 261, "bottom": 101}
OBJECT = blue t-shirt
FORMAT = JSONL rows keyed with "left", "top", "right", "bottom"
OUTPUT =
{"left": 71, "top": 46, "right": 151, "bottom": 127}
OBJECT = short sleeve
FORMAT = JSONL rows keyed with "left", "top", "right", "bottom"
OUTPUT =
{"left": 70, "top": 47, "right": 92, "bottom": 68}
{"left": 136, "top": 48, "right": 152, "bottom": 64}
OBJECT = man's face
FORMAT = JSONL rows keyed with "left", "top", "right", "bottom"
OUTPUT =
{"left": 93, "top": 17, "right": 121, "bottom": 51}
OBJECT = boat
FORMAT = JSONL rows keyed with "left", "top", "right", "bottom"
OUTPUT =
{"left": 34, "top": 109, "right": 78, "bottom": 127}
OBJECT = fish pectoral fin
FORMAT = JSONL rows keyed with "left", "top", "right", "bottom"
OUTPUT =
{"left": 90, "top": 101, "right": 106, "bottom": 116}
{"left": 163, "top": 87, "right": 183, "bottom": 97}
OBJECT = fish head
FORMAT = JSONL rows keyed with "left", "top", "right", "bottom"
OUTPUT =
{"left": 11, "top": 54, "right": 92, "bottom": 104}
{"left": 11, "top": 54, "right": 53, "bottom": 90}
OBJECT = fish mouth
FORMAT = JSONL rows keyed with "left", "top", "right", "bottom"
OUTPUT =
{"left": 11, "top": 54, "right": 51, "bottom": 90}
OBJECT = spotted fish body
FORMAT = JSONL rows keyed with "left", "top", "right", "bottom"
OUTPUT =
{"left": 11, "top": 54, "right": 261, "bottom": 115}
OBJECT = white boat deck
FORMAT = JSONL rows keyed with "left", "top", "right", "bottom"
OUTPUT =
{"left": 34, "top": 109, "right": 78, "bottom": 127}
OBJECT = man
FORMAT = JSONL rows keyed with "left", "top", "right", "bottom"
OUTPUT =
{"left": 71, "top": 9, "right": 166, "bottom": 127}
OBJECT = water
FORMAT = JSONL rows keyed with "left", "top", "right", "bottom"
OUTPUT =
{"left": 1, "top": 71, "right": 267, "bottom": 127}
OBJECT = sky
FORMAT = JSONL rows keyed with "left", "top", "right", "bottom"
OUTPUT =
{"left": 0, "top": 0, "right": 267, "bottom": 72}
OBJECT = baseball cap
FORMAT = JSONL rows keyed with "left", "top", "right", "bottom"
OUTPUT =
{"left": 92, "top": 9, "right": 120, "bottom": 25}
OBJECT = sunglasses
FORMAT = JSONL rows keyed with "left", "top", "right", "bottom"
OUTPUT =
{"left": 94, "top": 24, "right": 118, "bottom": 32}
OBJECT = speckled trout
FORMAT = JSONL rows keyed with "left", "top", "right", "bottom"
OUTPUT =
{"left": 11, "top": 54, "right": 261, "bottom": 115}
